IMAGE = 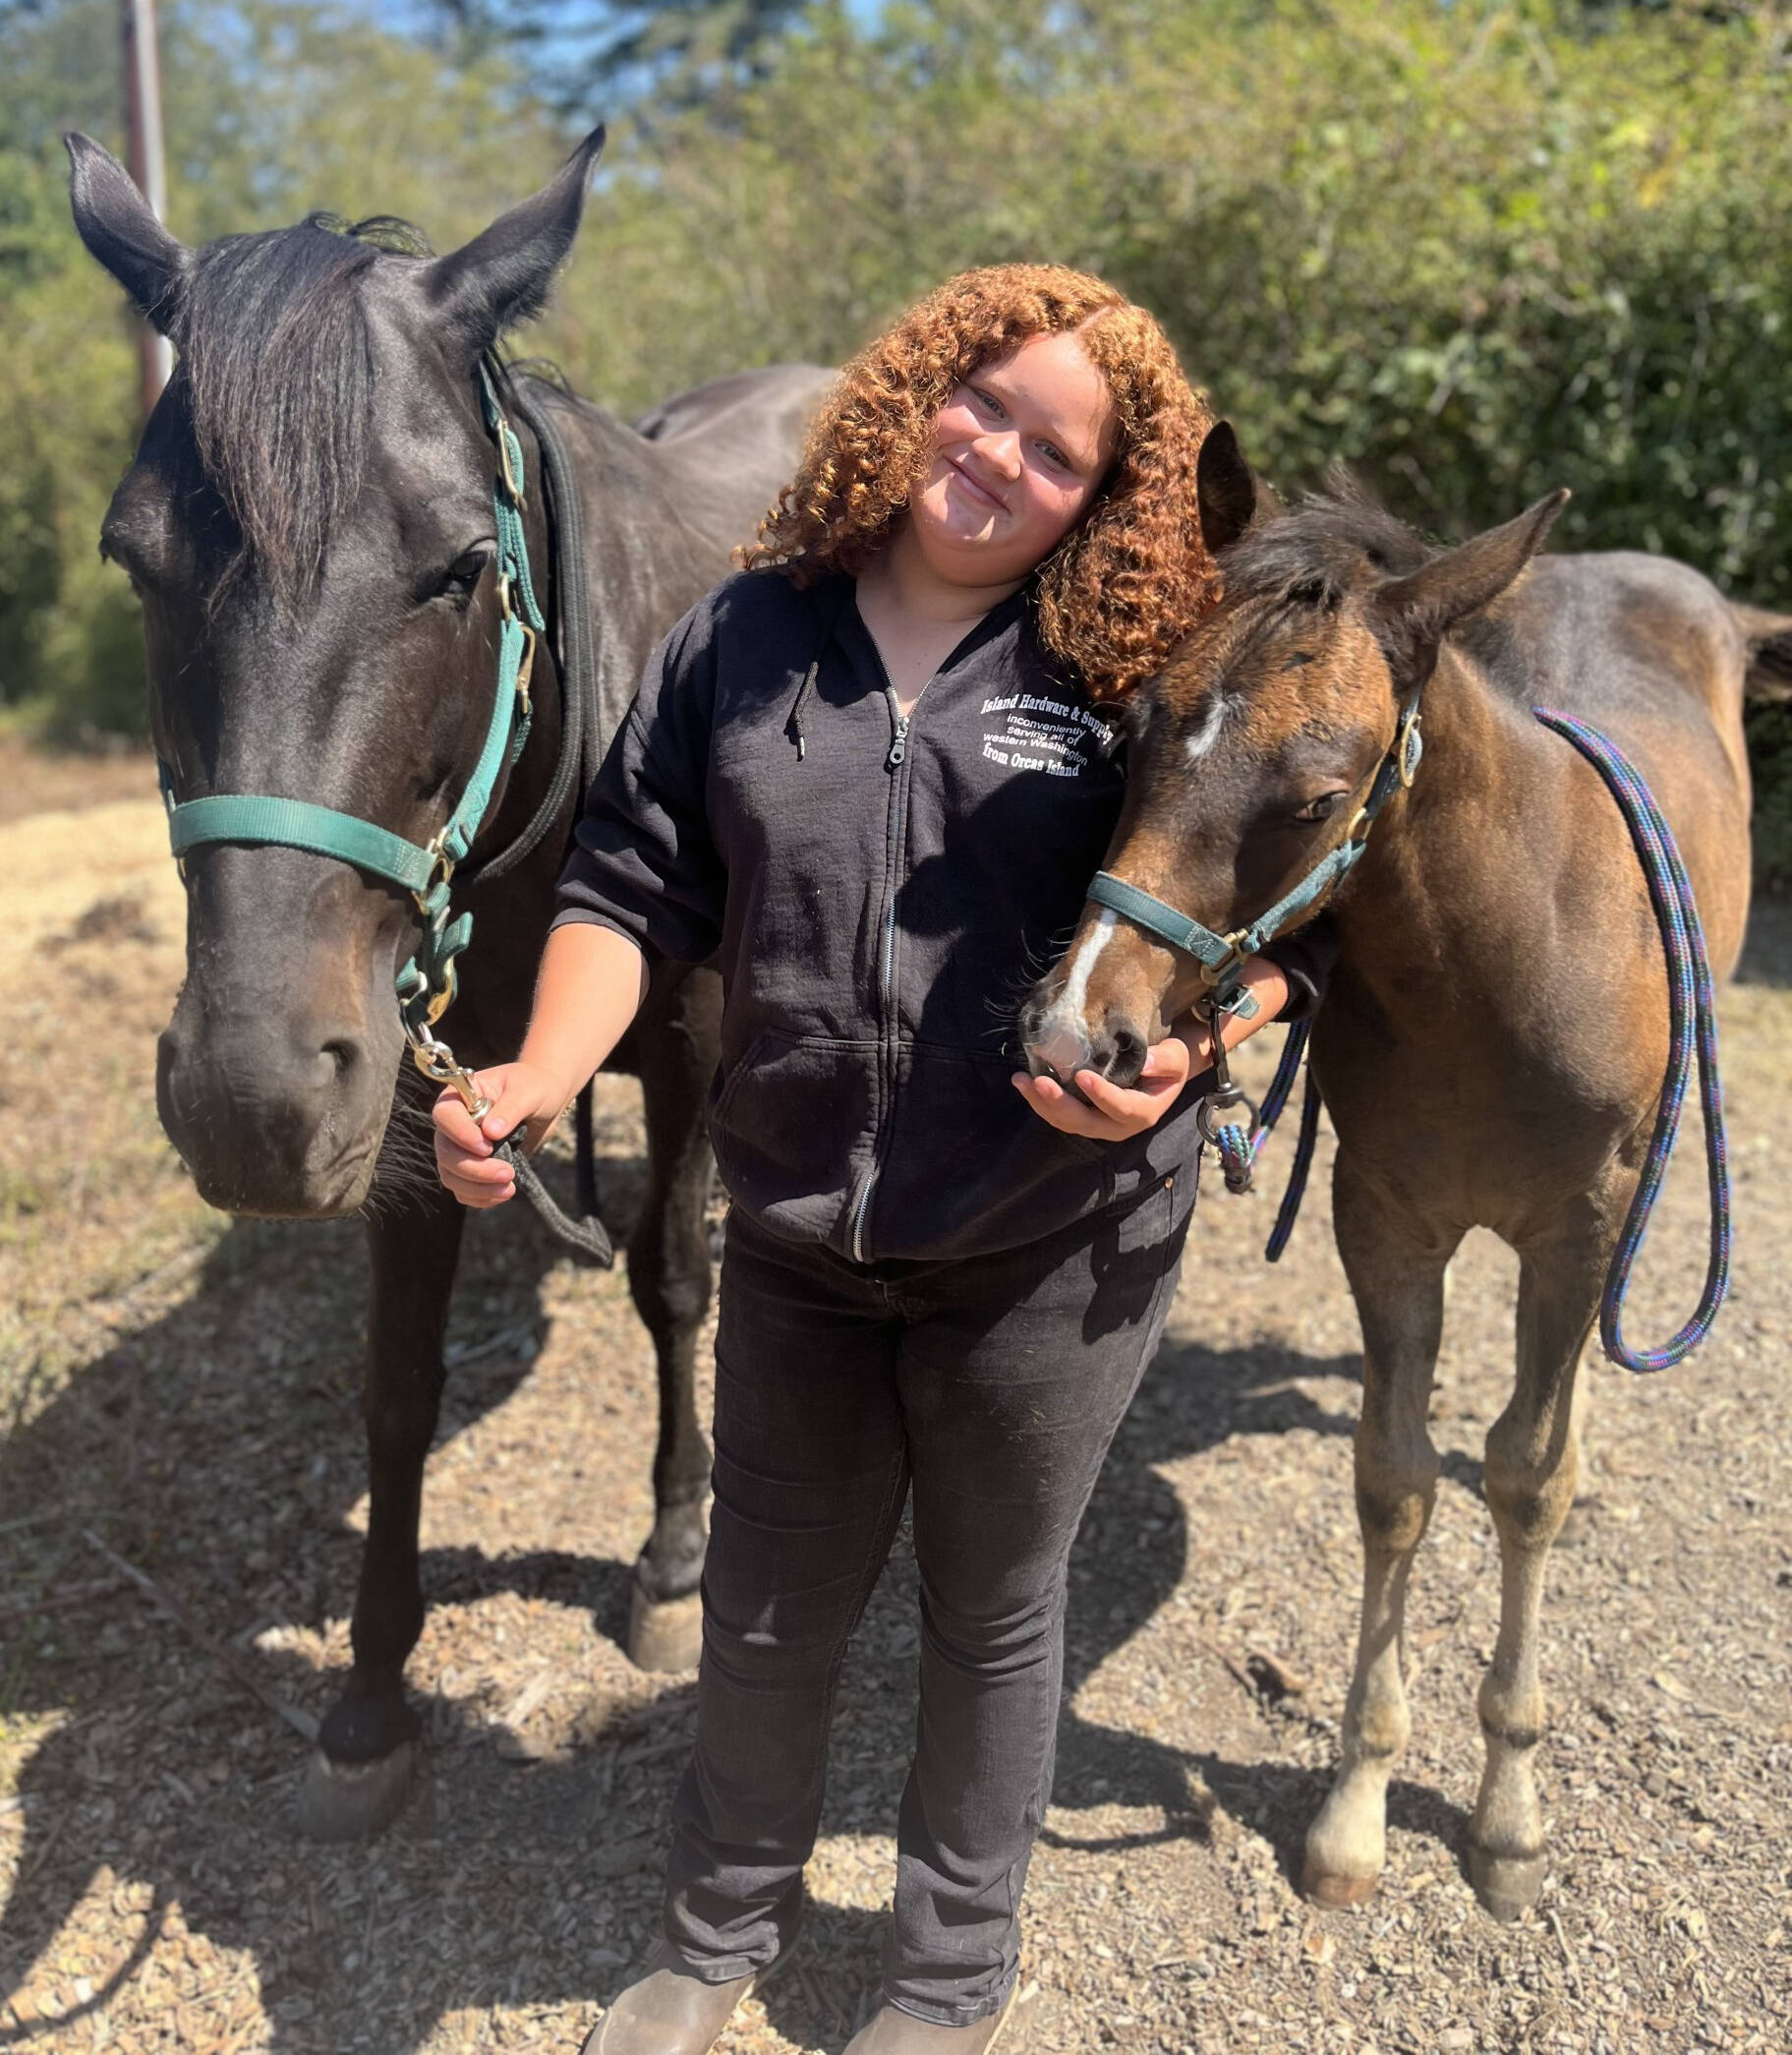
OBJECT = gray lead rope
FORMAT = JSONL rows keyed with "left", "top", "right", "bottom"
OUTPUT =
{"left": 494, "top": 1133, "right": 613, "bottom": 1266}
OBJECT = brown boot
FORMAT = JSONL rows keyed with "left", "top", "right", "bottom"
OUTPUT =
{"left": 578, "top": 1940, "right": 767, "bottom": 2054}
{"left": 840, "top": 1984, "right": 1019, "bottom": 2053}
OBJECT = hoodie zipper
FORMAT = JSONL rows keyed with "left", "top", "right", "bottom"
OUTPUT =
{"left": 847, "top": 681, "right": 917, "bottom": 1263}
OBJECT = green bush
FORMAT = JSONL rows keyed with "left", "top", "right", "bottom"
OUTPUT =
{"left": 5, "top": 0, "right": 1789, "bottom": 883}
{"left": 1747, "top": 703, "right": 1792, "bottom": 891}
{"left": 0, "top": 0, "right": 560, "bottom": 738}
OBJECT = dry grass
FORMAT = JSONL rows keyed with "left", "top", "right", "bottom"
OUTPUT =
{"left": 0, "top": 737, "right": 157, "bottom": 828}
{"left": 2, "top": 773, "right": 1788, "bottom": 2055}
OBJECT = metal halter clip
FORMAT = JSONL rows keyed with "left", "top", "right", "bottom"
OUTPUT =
{"left": 1195, "top": 1085, "right": 1259, "bottom": 1147}
{"left": 423, "top": 959, "right": 458, "bottom": 1027}
{"left": 404, "top": 1017, "right": 490, "bottom": 1120}
{"left": 1192, "top": 1008, "right": 1259, "bottom": 1145}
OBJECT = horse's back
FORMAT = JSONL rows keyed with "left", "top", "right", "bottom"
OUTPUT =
{"left": 1476, "top": 553, "right": 1744, "bottom": 737}
{"left": 633, "top": 364, "right": 834, "bottom": 450}
{"left": 1469, "top": 551, "right": 1753, "bottom": 973}
{"left": 629, "top": 363, "right": 834, "bottom": 562}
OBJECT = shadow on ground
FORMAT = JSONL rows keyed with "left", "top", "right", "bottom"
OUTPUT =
{"left": 0, "top": 1184, "right": 1406, "bottom": 2053}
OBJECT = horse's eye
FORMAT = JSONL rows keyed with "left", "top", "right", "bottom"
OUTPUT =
{"left": 1293, "top": 791, "right": 1348, "bottom": 824}
{"left": 435, "top": 549, "right": 491, "bottom": 606}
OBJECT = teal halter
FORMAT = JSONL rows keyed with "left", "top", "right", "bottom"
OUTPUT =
{"left": 158, "top": 363, "right": 546, "bottom": 1113}
{"left": 1086, "top": 693, "right": 1424, "bottom": 1005}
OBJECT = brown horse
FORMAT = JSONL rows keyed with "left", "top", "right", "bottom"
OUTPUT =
{"left": 1019, "top": 423, "right": 1788, "bottom": 1919}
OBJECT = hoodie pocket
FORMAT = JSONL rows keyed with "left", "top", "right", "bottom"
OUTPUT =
{"left": 708, "top": 1030, "right": 881, "bottom": 1240}
{"left": 867, "top": 1042, "right": 1124, "bottom": 1258}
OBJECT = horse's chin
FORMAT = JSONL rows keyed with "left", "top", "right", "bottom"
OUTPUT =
{"left": 185, "top": 1139, "right": 383, "bottom": 1220}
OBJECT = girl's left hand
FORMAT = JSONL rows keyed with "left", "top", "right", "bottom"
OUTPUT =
{"left": 1012, "top": 1032, "right": 1201, "bottom": 1142}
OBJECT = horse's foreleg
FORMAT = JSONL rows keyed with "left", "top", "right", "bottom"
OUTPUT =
{"left": 1467, "top": 1213, "right": 1602, "bottom": 1920}
{"left": 623, "top": 969, "right": 719, "bottom": 1673}
{"left": 299, "top": 1180, "right": 465, "bottom": 1839}
{"left": 1304, "top": 1154, "right": 1457, "bottom": 1907}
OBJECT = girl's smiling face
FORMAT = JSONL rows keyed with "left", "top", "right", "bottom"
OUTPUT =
{"left": 909, "top": 328, "right": 1121, "bottom": 588}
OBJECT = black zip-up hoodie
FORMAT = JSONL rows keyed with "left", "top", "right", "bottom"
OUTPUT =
{"left": 554, "top": 567, "right": 1334, "bottom": 1262}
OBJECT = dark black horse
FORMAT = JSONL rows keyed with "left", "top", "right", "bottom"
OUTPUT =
{"left": 68, "top": 128, "right": 829, "bottom": 1837}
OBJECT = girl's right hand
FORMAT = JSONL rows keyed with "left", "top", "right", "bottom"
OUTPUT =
{"left": 432, "top": 1062, "right": 567, "bottom": 1208}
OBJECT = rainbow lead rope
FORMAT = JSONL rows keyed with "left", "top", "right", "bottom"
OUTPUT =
{"left": 1531, "top": 708, "right": 1732, "bottom": 1371}
{"left": 1243, "top": 713, "right": 1731, "bottom": 1373}
{"left": 1200, "top": 1016, "right": 1313, "bottom": 1222}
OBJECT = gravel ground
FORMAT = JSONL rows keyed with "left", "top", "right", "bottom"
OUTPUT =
{"left": 1, "top": 784, "right": 1788, "bottom": 2055}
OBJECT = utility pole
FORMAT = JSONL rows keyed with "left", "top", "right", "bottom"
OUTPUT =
{"left": 121, "top": 0, "right": 174, "bottom": 422}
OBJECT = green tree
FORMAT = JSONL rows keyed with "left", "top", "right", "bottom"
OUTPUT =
{"left": 9, "top": 0, "right": 1792, "bottom": 881}
{"left": 418, "top": 1, "right": 815, "bottom": 112}
{"left": 0, "top": 0, "right": 559, "bottom": 734}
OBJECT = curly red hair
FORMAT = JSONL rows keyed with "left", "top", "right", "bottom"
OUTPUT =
{"left": 739, "top": 264, "right": 1219, "bottom": 701}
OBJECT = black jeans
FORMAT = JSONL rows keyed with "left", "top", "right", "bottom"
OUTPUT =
{"left": 660, "top": 1169, "right": 1193, "bottom": 2026}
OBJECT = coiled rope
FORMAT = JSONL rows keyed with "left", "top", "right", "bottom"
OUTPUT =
{"left": 1222, "top": 709, "right": 1732, "bottom": 1373}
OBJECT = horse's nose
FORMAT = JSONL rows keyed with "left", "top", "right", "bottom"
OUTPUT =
{"left": 156, "top": 1000, "right": 383, "bottom": 1216}
{"left": 1017, "top": 1007, "right": 1150, "bottom": 1093}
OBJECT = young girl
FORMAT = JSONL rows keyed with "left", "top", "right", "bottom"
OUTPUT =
{"left": 434, "top": 265, "right": 1332, "bottom": 2054}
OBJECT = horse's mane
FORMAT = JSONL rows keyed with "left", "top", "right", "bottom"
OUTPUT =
{"left": 1222, "top": 470, "right": 1434, "bottom": 606}
{"left": 171, "top": 213, "right": 432, "bottom": 608}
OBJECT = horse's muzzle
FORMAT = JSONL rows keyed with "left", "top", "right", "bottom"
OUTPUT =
{"left": 1016, "top": 990, "right": 1151, "bottom": 1094}
{"left": 156, "top": 999, "right": 389, "bottom": 1216}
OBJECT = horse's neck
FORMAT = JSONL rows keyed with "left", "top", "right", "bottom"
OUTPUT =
{"left": 552, "top": 398, "right": 710, "bottom": 582}
{"left": 529, "top": 395, "right": 714, "bottom": 749}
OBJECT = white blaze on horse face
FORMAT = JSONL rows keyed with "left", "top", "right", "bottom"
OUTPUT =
{"left": 1032, "top": 908, "right": 1117, "bottom": 1077}
{"left": 1183, "top": 693, "right": 1229, "bottom": 763}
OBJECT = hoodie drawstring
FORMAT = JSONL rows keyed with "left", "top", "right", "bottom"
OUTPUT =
{"left": 785, "top": 656, "right": 818, "bottom": 761}
{"left": 786, "top": 587, "right": 849, "bottom": 762}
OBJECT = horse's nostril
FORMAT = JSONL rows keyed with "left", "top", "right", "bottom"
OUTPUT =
{"left": 1108, "top": 1025, "right": 1147, "bottom": 1087}
{"left": 319, "top": 1037, "right": 361, "bottom": 1080}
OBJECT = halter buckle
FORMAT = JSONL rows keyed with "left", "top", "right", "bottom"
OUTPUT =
{"left": 1396, "top": 704, "right": 1424, "bottom": 789}
{"left": 1197, "top": 938, "right": 1249, "bottom": 996}
{"left": 514, "top": 619, "right": 537, "bottom": 718}
{"left": 495, "top": 419, "right": 525, "bottom": 505}
{"left": 415, "top": 830, "right": 457, "bottom": 912}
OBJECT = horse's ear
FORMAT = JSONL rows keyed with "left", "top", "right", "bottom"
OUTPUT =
{"left": 1370, "top": 489, "right": 1570, "bottom": 684}
{"left": 66, "top": 132, "right": 188, "bottom": 332}
{"left": 424, "top": 125, "right": 607, "bottom": 361}
{"left": 1196, "top": 421, "right": 1272, "bottom": 557}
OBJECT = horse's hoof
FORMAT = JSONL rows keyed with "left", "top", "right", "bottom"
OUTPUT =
{"left": 627, "top": 1582, "right": 702, "bottom": 1673}
{"left": 1467, "top": 1843, "right": 1545, "bottom": 1921}
{"left": 1301, "top": 1856, "right": 1379, "bottom": 1908}
{"left": 296, "top": 1742, "right": 418, "bottom": 1842}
